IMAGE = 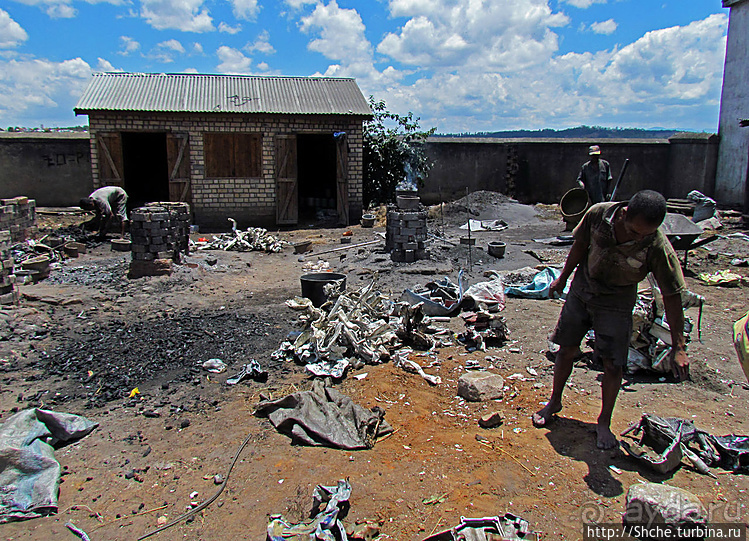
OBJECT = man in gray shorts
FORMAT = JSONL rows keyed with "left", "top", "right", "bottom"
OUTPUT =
{"left": 79, "top": 186, "right": 129, "bottom": 239}
{"left": 532, "top": 190, "right": 690, "bottom": 449}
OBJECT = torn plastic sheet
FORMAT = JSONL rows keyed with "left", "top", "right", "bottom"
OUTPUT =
{"left": 463, "top": 272, "right": 506, "bottom": 312}
{"left": 422, "top": 513, "right": 535, "bottom": 541}
{"left": 401, "top": 273, "right": 464, "bottom": 317}
{"left": 255, "top": 379, "right": 393, "bottom": 449}
{"left": 0, "top": 409, "right": 98, "bottom": 523}
{"left": 226, "top": 359, "right": 268, "bottom": 385}
{"left": 459, "top": 219, "right": 508, "bottom": 231}
{"left": 267, "top": 479, "right": 351, "bottom": 541}
{"left": 504, "top": 268, "right": 567, "bottom": 300}
{"left": 306, "top": 359, "right": 350, "bottom": 379}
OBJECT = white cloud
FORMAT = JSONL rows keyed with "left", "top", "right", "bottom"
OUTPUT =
{"left": 148, "top": 39, "right": 186, "bottom": 63}
{"left": 590, "top": 19, "right": 617, "bottom": 34}
{"left": 0, "top": 56, "right": 93, "bottom": 127}
{"left": 378, "top": 0, "right": 569, "bottom": 71}
{"left": 216, "top": 45, "right": 252, "bottom": 74}
{"left": 0, "top": 9, "right": 28, "bottom": 48}
{"left": 9, "top": 0, "right": 125, "bottom": 18}
{"left": 118, "top": 36, "right": 141, "bottom": 56}
{"left": 283, "top": 0, "right": 317, "bottom": 9}
{"left": 191, "top": 42, "right": 203, "bottom": 54}
{"left": 218, "top": 21, "right": 242, "bottom": 34}
{"left": 95, "top": 58, "right": 119, "bottom": 71}
{"left": 230, "top": 0, "right": 259, "bottom": 21}
{"left": 140, "top": 0, "right": 214, "bottom": 32}
{"left": 564, "top": 0, "right": 607, "bottom": 7}
{"left": 245, "top": 30, "right": 275, "bottom": 54}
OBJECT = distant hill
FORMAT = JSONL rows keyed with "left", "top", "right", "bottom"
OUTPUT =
{"left": 433, "top": 125, "right": 701, "bottom": 139}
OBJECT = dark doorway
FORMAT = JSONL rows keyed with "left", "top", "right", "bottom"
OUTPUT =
{"left": 297, "top": 134, "right": 336, "bottom": 221}
{"left": 121, "top": 132, "right": 169, "bottom": 210}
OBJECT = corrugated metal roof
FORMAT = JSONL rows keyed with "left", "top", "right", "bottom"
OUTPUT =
{"left": 74, "top": 72, "right": 373, "bottom": 116}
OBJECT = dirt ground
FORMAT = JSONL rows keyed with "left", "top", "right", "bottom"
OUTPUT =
{"left": 1, "top": 196, "right": 748, "bottom": 541}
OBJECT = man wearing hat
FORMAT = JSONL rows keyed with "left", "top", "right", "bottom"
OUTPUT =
{"left": 577, "top": 145, "right": 613, "bottom": 204}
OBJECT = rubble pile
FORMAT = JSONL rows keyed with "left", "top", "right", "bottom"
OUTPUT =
{"left": 0, "top": 197, "right": 37, "bottom": 242}
{"left": 198, "top": 219, "right": 285, "bottom": 253}
{"left": 0, "top": 231, "right": 18, "bottom": 305}
{"left": 129, "top": 205, "right": 189, "bottom": 278}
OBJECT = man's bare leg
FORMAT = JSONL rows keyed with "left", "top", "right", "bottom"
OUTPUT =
{"left": 596, "top": 357, "right": 622, "bottom": 449}
{"left": 532, "top": 345, "right": 579, "bottom": 427}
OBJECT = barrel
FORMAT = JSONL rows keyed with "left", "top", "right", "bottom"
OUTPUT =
{"left": 300, "top": 273, "right": 347, "bottom": 307}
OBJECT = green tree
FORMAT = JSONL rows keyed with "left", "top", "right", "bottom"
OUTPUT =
{"left": 363, "top": 97, "right": 435, "bottom": 207}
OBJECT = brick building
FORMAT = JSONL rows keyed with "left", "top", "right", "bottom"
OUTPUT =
{"left": 74, "top": 72, "right": 372, "bottom": 228}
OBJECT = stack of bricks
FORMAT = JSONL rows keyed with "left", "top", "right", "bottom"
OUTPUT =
{"left": 0, "top": 197, "right": 37, "bottom": 242}
{"left": 129, "top": 206, "right": 178, "bottom": 278}
{"left": 386, "top": 204, "right": 428, "bottom": 263}
{"left": 0, "top": 231, "right": 17, "bottom": 305}
{"left": 145, "top": 202, "right": 191, "bottom": 255}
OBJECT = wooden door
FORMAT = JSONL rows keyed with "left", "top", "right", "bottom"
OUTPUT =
{"left": 335, "top": 132, "right": 349, "bottom": 225}
{"left": 276, "top": 135, "right": 298, "bottom": 224}
{"left": 96, "top": 133, "right": 124, "bottom": 188}
{"left": 167, "top": 133, "right": 191, "bottom": 204}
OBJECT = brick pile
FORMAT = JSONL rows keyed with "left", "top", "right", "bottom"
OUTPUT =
{"left": 129, "top": 203, "right": 192, "bottom": 278}
{"left": 386, "top": 206, "right": 428, "bottom": 263}
{"left": 0, "top": 231, "right": 17, "bottom": 305}
{"left": 0, "top": 197, "right": 37, "bottom": 242}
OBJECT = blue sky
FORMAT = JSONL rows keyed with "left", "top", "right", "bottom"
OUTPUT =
{"left": 0, "top": 0, "right": 730, "bottom": 133}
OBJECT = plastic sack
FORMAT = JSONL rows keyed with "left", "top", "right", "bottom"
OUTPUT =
{"left": 504, "top": 267, "right": 568, "bottom": 299}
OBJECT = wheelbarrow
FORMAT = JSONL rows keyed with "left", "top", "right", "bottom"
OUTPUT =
{"left": 661, "top": 213, "right": 719, "bottom": 268}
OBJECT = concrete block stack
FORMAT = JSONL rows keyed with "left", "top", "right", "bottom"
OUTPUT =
{"left": 386, "top": 207, "right": 428, "bottom": 263}
{"left": 0, "top": 231, "right": 18, "bottom": 305}
{"left": 145, "top": 202, "right": 191, "bottom": 255}
{"left": 128, "top": 206, "right": 176, "bottom": 278}
{"left": 0, "top": 197, "right": 37, "bottom": 242}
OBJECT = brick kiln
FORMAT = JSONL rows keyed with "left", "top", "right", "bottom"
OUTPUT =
{"left": 129, "top": 202, "right": 191, "bottom": 278}
{"left": 386, "top": 192, "right": 428, "bottom": 263}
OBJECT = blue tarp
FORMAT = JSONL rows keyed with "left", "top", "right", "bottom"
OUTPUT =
{"left": 504, "top": 268, "right": 569, "bottom": 300}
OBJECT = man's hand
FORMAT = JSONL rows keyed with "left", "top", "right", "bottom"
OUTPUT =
{"left": 549, "top": 275, "right": 568, "bottom": 298}
{"left": 671, "top": 347, "right": 689, "bottom": 382}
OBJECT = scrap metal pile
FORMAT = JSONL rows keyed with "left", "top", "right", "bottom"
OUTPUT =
{"left": 273, "top": 280, "right": 444, "bottom": 382}
{"left": 197, "top": 219, "right": 286, "bottom": 253}
{"left": 626, "top": 275, "right": 704, "bottom": 374}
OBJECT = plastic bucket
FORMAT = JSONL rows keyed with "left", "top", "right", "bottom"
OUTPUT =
{"left": 488, "top": 241, "right": 506, "bottom": 258}
{"left": 300, "top": 272, "right": 347, "bottom": 307}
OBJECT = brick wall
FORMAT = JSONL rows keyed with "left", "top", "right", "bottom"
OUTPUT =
{"left": 86, "top": 112, "right": 365, "bottom": 228}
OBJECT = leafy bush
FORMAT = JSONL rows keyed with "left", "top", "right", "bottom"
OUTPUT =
{"left": 363, "top": 97, "right": 435, "bottom": 207}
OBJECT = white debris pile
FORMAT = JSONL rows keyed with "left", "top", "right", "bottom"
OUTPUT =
{"left": 197, "top": 218, "right": 286, "bottom": 253}
{"left": 272, "top": 281, "right": 399, "bottom": 378}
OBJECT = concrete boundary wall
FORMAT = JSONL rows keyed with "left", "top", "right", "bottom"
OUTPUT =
{"left": 422, "top": 134, "right": 719, "bottom": 206}
{"left": 0, "top": 133, "right": 92, "bottom": 206}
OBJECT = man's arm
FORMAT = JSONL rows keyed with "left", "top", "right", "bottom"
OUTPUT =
{"left": 663, "top": 292, "right": 689, "bottom": 381}
{"left": 549, "top": 236, "right": 587, "bottom": 297}
{"left": 576, "top": 166, "right": 585, "bottom": 189}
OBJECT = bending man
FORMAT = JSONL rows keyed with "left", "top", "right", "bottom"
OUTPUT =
{"left": 79, "top": 186, "right": 129, "bottom": 239}
{"left": 532, "top": 190, "right": 689, "bottom": 449}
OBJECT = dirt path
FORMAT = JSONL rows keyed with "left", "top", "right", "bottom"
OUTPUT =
{"left": 1, "top": 205, "right": 748, "bottom": 540}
